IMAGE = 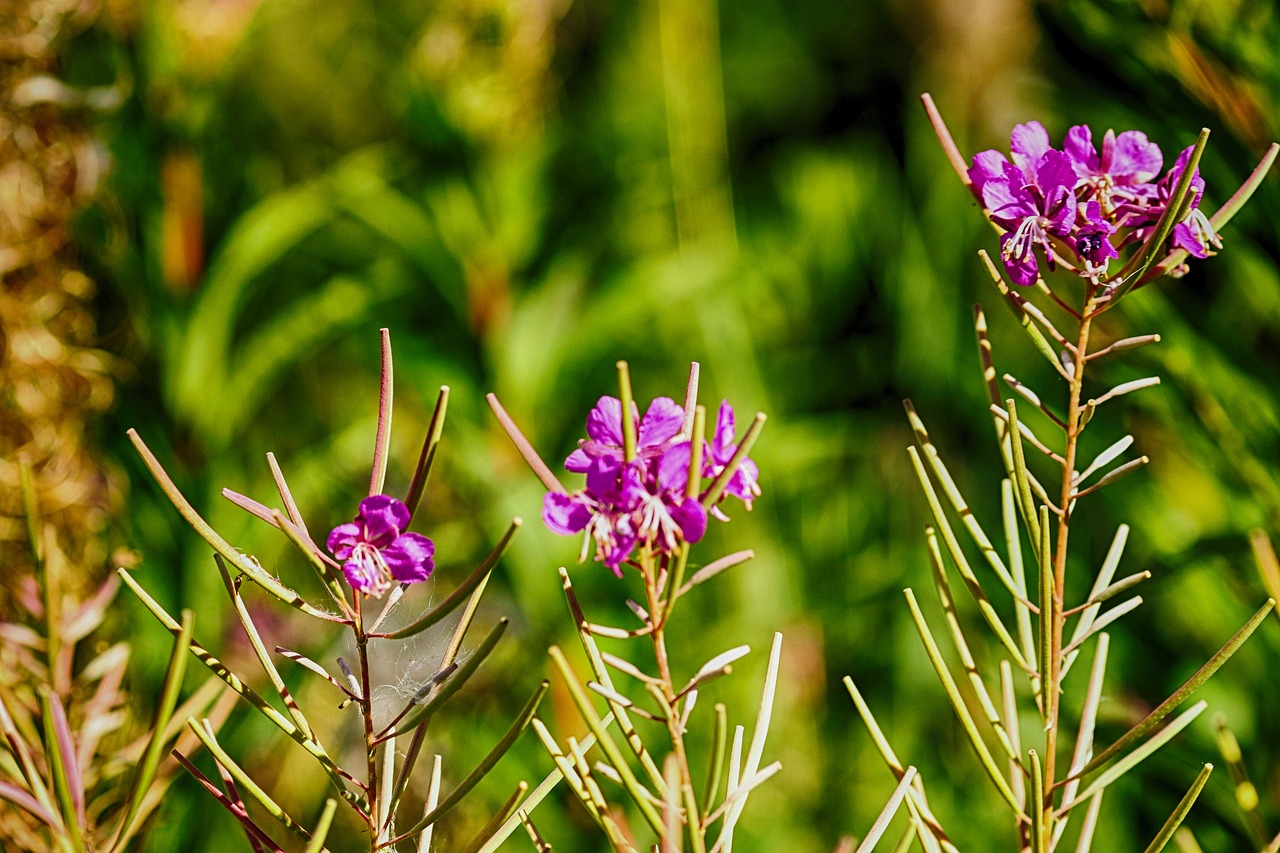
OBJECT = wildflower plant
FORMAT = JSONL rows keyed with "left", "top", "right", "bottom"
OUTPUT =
{"left": 844, "top": 95, "right": 1279, "bottom": 851}
{"left": 488, "top": 361, "right": 784, "bottom": 851}
{"left": 120, "top": 330, "right": 544, "bottom": 851}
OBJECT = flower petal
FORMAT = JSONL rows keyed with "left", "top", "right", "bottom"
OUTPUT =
{"left": 1000, "top": 231, "right": 1040, "bottom": 287}
{"left": 1063, "top": 125, "right": 1098, "bottom": 178}
{"left": 1109, "top": 130, "right": 1163, "bottom": 184}
{"left": 358, "top": 495, "right": 410, "bottom": 547}
{"left": 968, "top": 149, "right": 1010, "bottom": 194}
{"left": 565, "top": 447, "right": 593, "bottom": 473}
{"left": 670, "top": 497, "right": 707, "bottom": 544}
{"left": 326, "top": 523, "right": 361, "bottom": 560}
{"left": 659, "top": 442, "right": 693, "bottom": 493}
{"left": 384, "top": 533, "right": 435, "bottom": 583}
{"left": 586, "top": 396, "right": 629, "bottom": 446}
{"left": 712, "top": 400, "right": 737, "bottom": 458}
{"left": 343, "top": 553, "right": 385, "bottom": 596}
{"left": 637, "top": 397, "right": 685, "bottom": 448}
{"left": 543, "top": 492, "right": 593, "bottom": 535}
{"left": 1010, "top": 121, "right": 1051, "bottom": 179}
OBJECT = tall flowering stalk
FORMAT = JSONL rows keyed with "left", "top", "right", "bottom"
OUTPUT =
{"left": 846, "top": 96, "right": 1279, "bottom": 852}
{"left": 121, "top": 330, "right": 543, "bottom": 851}
{"left": 489, "top": 362, "right": 788, "bottom": 851}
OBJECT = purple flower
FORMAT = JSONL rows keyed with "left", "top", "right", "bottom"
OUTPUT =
{"left": 546, "top": 395, "right": 711, "bottom": 574}
{"left": 1072, "top": 201, "right": 1120, "bottom": 275}
{"left": 1155, "top": 146, "right": 1221, "bottom": 259}
{"left": 1063, "top": 126, "right": 1163, "bottom": 208}
{"left": 327, "top": 495, "right": 435, "bottom": 597}
{"left": 544, "top": 453, "right": 706, "bottom": 575}
{"left": 972, "top": 143, "right": 1078, "bottom": 287}
{"left": 664, "top": 401, "right": 761, "bottom": 520}
{"left": 565, "top": 396, "right": 685, "bottom": 474}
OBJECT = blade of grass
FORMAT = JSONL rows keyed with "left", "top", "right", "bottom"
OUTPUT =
{"left": 304, "top": 799, "right": 338, "bottom": 853}
{"left": 40, "top": 688, "right": 83, "bottom": 850}
{"left": 460, "top": 781, "right": 529, "bottom": 853}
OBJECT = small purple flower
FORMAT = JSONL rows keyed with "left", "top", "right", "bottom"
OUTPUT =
{"left": 565, "top": 396, "right": 686, "bottom": 474}
{"left": 547, "top": 395, "right": 712, "bottom": 574}
{"left": 1072, "top": 201, "right": 1120, "bottom": 275}
{"left": 1155, "top": 146, "right": 1221, "bottom": 259}
{"left": 973, "top": 149, "right": 1078, "bottom": 287}
{"left": 328, "top": 495, "right": 434, "bottom": 597}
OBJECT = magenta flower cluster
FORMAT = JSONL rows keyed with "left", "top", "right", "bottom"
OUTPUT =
{"left": 327, "top": 495, "right": 435, "bottom": 597}
{"left": 970, "top": 122, "right": 1221, "bottom": 286}
{"left": 544, "top": 396, "right": 760, "bottom": 574}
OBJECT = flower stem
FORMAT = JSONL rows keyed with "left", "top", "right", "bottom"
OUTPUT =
{"left": 643, "top": 550, "right": 705, "bottom": 851}
{"left": 354, "top": 595, "right": 380, "bottom": 843}
{"left": 1043, "top": 283, "right": 1101, "bottom": 842}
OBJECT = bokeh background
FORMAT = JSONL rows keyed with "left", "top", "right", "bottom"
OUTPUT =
{"left": 7, "top": 0, "right": 1280, "bottom": 849}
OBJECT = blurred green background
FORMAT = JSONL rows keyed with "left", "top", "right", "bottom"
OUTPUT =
{"left": 39, "top": 0, "right": 1280, "bottom": 848}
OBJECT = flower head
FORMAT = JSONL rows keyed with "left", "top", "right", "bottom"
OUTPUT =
{"left": 327, "top": 495, "right": 434, "bottom": 597}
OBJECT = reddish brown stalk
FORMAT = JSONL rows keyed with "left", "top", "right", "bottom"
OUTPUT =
{"left": 1043, "top": 283, "right": 1101, "bottom": 835}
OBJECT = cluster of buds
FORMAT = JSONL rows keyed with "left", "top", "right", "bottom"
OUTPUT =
{"left": 543, "top": 395, "right": 760, "bottom": 574}
{"left": 970, "top": 121, "right": 1220, "bottom": 286}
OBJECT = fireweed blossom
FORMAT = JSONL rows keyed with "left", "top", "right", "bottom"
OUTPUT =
{"left": 970, "top": 124, "right": 1078, "bottom": 287}
{"left": 545, "top": 395, "right": 757, "bottom": 574}
{"left": 970, "top": 120, "right": 1223, "bottom": 285}
{"left": 327, "top": 495, "right": 435, "bottom": 596}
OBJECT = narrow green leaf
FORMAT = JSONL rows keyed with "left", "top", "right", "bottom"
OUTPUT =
{"left": 1112, "top": 129, "right": 1210, "bottom": 301}
{"left": 404, "top": 385, "right": 450, "bottom": 521}
{"left": 1061, "top": 702, "right": 1208, "bottom": 815}
{"left": 187, "top": 718, "right": 312, "bottom": 843}
{"left": 1078, "top": 600, "right": 1274, "bottom": 778}
{"left": 907, "top": 447, "right": 1031, "bottom": 672}
{"left": 1074, "top": 791, "right": 1104, "bottom": 853}
{"left": 1030, "top": 750, "right": 1046, "bottom": 853}
{"left": 1143, "top": 765, "right": 1213, "bottom": 853}
{"left": 385, "top": 681, "right": 549, "bottom": 846}
{"left": 1005, "top": 401, "right": 1043, "bottom": 562}
{"left": 112, "top": 610, "right": 195, "bottom": 851}
{"left": 549, "top": 646, "right": 664, "bottom": 834}
{"left": 924, "top": 528, "right": 1019, "bottom": 764}
{"left": 1002, "top": 481, "right": 1038, "bottom": 696}
{"left": 117, "top": 570, "right": 361, "bottom": 809}
{"left": 460, "top": 781, "right": 529, "bottom": 853}
{"left": 617, "top": 361, "right": 638, "bottom": 461}
{"left": 855, "top": 766, "right": 918, "bottom": 853}
{"left": 703, "top": 703, "right": 728, "bottom": 814}
{"left": 127, "top": 430, "right": 340, "bottom": 622}
{"left": 843, "top": 678, "right": 957, "bottom": 851}
{"left": 384, "top": 619, "right": 508, "bottom": 737}
{"left": 903, "top": 590, "right": 1024, "bottom": 817}
{"left": 304, "top": 799, "right": 338, "bottom": 853}
{"left": 369, "top": 328, "right": 394, "bottom": 497}
{"left": 701, "top": 413, "right": 767, "bottom": 509}
{"left": 979, "top": 251, "right": 1067, "bottom": 376}
{"left": 904, "top": 402, "right": 1023, "bottom": 602}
